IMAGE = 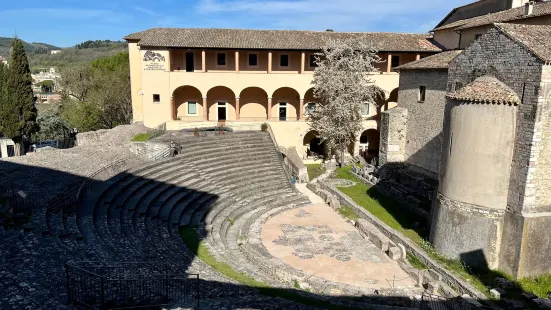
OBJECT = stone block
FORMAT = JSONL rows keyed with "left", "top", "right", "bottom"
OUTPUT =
{"left": 426, "top": 281, "right": 441, "bottom": 294}
{"left": 461, "top": 294, "right": 484, "bottom": 308}
{"left": 490, "top": 288, "right": 505, "bottom": 300}
{"left": 533, "top": 298, "right": 551, "bottom": 309}
{"left": 502, "top": 298, "right": 525, "bottom": 309}
{"left": 328, "top": 196, "right": 340, "bottom": 210}
{"left": 521, "top": 292, "right": 538, "bottom": 300}
{"left": 370, "top": 231, "right": 389, "bottom": 252}
{"left": 388, "top": 246, "right": 401, "bottom": 260}
{"left": 397, "top": 243, "right": 407, "bottom": 260}
{"left": 428, "top": 269, "right": 442, "bottom": 282}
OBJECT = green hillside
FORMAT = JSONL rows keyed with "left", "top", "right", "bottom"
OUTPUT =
{"left": 0, "top": 37, "right": 61, "bottom": 58}
{"left": 0, "top": 38, "right": 127, "bottom": 72}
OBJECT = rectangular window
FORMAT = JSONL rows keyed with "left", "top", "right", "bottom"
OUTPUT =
{"left": 361, "top": 103, "right": 370, "bottom": 116}
{"left": 216, "top": 53, "right": 226, "bottom": 66}
{"left": 153, "top": 94, "right": 160, "bottom": 103}
{"left": 418, "top": 86, "right": 426, "bottom": 102}
{"left": 280, "top": 54, "right": 289, "bottom": 67}
{"left": 248, "top": 53, "right": 258, "bottom": 67}
{"left": 475, "top": 34, "right": 482, "bottom": 40}
{"left": 188, "top": 101, "right": 197, "bottom": 114}
{"left": 391, "top": 55, "right": 400, "bottom": 68}
{"left": 309, "top": 55, "right": 317, "bottom": 68}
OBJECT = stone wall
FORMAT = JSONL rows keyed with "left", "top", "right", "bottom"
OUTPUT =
{"left": 379, "top": 107, "right": 407, "bottom": 166}
{"left": 443, "top": 26, "right": 551, "bottom": 278}
{"left": 397, "top": 70, "right": 447, "bottom": 178}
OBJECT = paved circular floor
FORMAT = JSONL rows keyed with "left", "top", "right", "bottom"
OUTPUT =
{"left": 262, "top": 204, "right": 416, "bottom": 290}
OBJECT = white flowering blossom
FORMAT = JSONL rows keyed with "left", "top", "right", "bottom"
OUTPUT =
{"left": 308, "top": 38, "right": 381, "bottom": 161}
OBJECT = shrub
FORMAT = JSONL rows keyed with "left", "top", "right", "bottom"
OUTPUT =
{"left": 131, "top": 132, "right": 152, "bottom": 141}
{"left": 261, "top": 123, "right": 269, "bottom": 132}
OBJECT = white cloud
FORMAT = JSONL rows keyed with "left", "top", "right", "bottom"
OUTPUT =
{"left": 195, "top": 0, "right": 466, "bottom": 32}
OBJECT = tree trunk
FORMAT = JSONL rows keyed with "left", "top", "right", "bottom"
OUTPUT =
{"left": 14, "top": 142, "right": 24, "bottom": 156}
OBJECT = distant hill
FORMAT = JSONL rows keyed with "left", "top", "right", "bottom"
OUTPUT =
{"left": 0, "top": 37, "right": 61, "bottom": 58}
{"left": 0, "top": 37, "right": 127, "bottom": 72}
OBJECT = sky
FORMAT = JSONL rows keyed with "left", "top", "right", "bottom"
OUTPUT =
{"left": 0, "top": 0, "right": 467, "bottom": 47}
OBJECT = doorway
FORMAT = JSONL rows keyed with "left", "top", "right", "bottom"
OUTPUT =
{"left": 279, "top": 102, "right": 287, "bottom": 121}
{"left": 185, "top": 52, "right": 195, "bottom": 72}
{"left": 217, "top": 102, "right": 227, "bottom": 121}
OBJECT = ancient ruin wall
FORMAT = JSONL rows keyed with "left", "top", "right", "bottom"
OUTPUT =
{"left": 397, "top": 70, "right": 448, "bottom": 177}
{"left": 379, "top": 107, "right": 408, "bottom": 166}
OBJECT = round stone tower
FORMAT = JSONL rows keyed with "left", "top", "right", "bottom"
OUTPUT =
{"left": 430, "top": 76, "right": 519, "bottom": 269}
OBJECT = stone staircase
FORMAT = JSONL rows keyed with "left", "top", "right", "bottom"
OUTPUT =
{"left": 0, "top": 131, "right": 318, "bottom": 309}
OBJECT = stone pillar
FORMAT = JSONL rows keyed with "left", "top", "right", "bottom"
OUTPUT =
{"left": 170, "top": 97, "right": 175, "bottom": 120}
{"left": 268, "top": 52, "right": 272, "bottom": 73}
{"left": 267, "top": 97, "right": 272, "bottom": 120}
{"left": 235, "top": 97, "right": 240, "bottom": 120}
{"left": 379, "top": 107, "right": 407, "bottom": 166}
{"left": 201, "top": 50, "right": 206, "bottom": 72}
{"left": 203, "top": 97, "right": 208, "bottom": 121}
{"left": 387, "top": 54, "right": 392, "bottom": 73}
{"left": 235, "top": 51, "right": 239, "bottom": 73}
{"left": 416, "top": 54, "right": 421, "bottom": 61}
{"left": 299, "top": 98, "right": 304, "bottom": 120}
{"left": 300, "top": 52, "right": 305, "bottom": 74}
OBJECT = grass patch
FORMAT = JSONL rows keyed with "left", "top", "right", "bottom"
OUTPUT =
{"left": 338, "top": 206, "right": 360, "bottom": 222}
{"left": 306, "top": 164, "right": 326, "bottom": 181}
{"left": 131, "top": 132, "right": 153, "bottom": 142}
{"left": 406, "top": 253, "right": 428, "bottom": 270}
{"left": 226, "top": 218, "right": 235, "bottom": 226}
{"left": 179, "top": 227, "right": 364, "bottom": 309}
{"left": 335, "top": 166, "right": 551, "bottom": 302}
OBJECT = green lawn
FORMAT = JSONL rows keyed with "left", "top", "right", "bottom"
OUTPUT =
{"left": 131, "top": 132, "right": 153, "bottom": 141}
{"left": 179, "top": 227, "right": 367, "bottom": 309}
{"left": 334, "top": 166, "right": 551, "bottom": 301}
{"left": 306, "top": 164, "right": 326, "bottom": 181}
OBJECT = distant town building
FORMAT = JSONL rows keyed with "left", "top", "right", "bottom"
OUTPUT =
{"left": 50, "top": 50, "right": 62, "bottom": 55}
{"left": 36, "top": 93, "right": 62, "bottom": 104}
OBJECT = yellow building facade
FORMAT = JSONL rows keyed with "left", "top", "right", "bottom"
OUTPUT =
{"left": 125, "top": 28, "right": 440, "bottom": 158}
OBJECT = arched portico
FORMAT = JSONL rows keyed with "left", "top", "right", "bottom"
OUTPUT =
{"left": 239, "top": 87, "right": 269, "bottom": 121}
{"left": 272, "top": 87, "right": 301, "bottom": 121}
{"left": 172, "top": 86, "right": 203, "bottom": 121}
{"left": 359, "top": 129, "right": 380, "bottom": 162}
{"left": 303, "top": 130, "right": 326, "bottom": 159}
{"left": 303, "top": 88, "right": 318, "bottom": 118}
{"left": 206, "top": 86, "right": 236, "bottom": 121}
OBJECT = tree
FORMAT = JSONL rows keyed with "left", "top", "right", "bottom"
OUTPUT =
{"left": 308, "top": 38, "right": 381, "bottom": 165}
{"left": 58, "top": 62, "right": 93, "bottom": 101}
{"left": 34, "top": 105, "right": 70, "bottom": 141}
{"left": 0, "top": 38, "right": 39, "bottom": 155}
{"left": 38, "top": 80, "right": 55, "bottom": 93}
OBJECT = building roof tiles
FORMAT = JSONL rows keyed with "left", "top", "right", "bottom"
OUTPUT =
{"left": 434, "top": 2, "right": 551, "bottom": 31}
{"left": 395, "top": 50, "right": 463, "bottom": 70}
{"left": 495, "top": 23, "right": 551, "bottom": 63}
{"left": 446, "top": 75, "right": 520, "bottom": 105}
{"left": 124, "top": 28, "right": 442, "bottom": 52}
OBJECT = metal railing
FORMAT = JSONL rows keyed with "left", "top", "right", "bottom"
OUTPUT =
{"left": 418, "top": 293, "right": 498, "bottom": 310}
{"left": 66, "top": 262, "right": 199, "bottom": 309}
{"left": 265, "top": 124, "right": 298, "bottom": 191}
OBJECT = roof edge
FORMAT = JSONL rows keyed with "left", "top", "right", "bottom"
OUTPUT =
{"left": 493, "top": 23, "right": 548, "bottom": 63}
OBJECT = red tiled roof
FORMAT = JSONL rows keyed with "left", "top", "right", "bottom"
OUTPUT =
{"left": 446, "top": 75, "right": 520, "bottom": 105}
{"left": 396, "top": 50, "right": 463, "bottom": 70}
{"left": 495, "top": 23, "right": 551, "bottom": 63}
{"left": 125, "top": 28, "right": 442, "bottom": 53}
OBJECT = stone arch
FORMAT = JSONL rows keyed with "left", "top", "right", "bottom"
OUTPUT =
{"left": 303, "top": 130, "right": 326, "bottom": 159}
{"left": 272, "top": 87, "right": 301, "bottom": 121}
{"left": 239, "top": 87, "right": 269, "bottom": 121}
{"left": 206, "top": 86, "right": 236, "bottom": 121}
{"left": 303, "top": 87, "right": 318, "bottom": 117}
{"left": 172, "top": 85, "right": 203, "bottom": 120}
{"left": 359, "top": 129, "right": 380, "bottom": 161}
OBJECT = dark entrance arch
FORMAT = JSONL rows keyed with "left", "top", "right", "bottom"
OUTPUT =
{"left": 303, "top": 130, "right": 326, "bottom": 159}
{"left": 359, "top": 129, "right": 380, "bottom": 161}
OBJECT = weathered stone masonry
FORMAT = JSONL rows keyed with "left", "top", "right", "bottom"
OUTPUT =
{"left": 398, "top": 70, "right": 448, "bottom": 177}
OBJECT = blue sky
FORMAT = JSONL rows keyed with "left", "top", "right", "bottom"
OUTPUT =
{"left": 0, "top": 0, "right": 467, "bottom": 47}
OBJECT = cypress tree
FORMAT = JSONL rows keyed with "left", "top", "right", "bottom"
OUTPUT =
{"left": 0, "top": 63, "right": 5, "bottom": 134}
{"left": 0, "top": 38, "right": 39, "bottom": 155}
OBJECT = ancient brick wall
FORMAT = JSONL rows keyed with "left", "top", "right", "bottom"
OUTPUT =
{"left": 379, "top": 107, "right": 407, "bottom": 166}
{"left": 397, "top": 70, "right": 448, "bottom": 177}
